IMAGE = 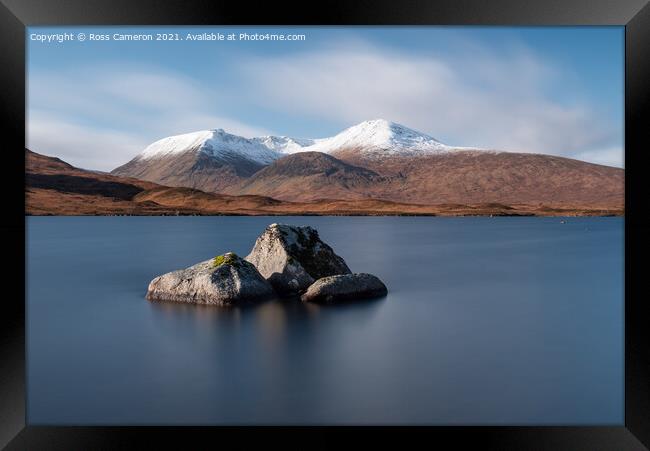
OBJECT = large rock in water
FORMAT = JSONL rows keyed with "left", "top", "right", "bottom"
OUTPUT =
{"left": 146, "top": 252, "right": 275, "bottom": 306}
{"left": 245, "top": 223, "right": 351, "bottom": 295}
{"left": 301, "top": 273, "right": 388, "bottom": 304}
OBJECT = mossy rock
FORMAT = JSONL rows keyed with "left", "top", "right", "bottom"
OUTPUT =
{"left": 212, "top": 252, "right": 240, "bottom": 268}
{"left": 146, "top": 251, "right": 275, "bottom": 306}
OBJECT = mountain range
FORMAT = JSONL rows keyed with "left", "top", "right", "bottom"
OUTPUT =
{"left": 112, "top": 119, "right": 455, "bottom": 192}
{"left": 111, "top": 119, "right": 624, "bottom": 208}
{"left": 26, "top": 119, "right": 624, "bottom": 215}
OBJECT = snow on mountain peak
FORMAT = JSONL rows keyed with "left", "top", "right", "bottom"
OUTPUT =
{"left": 138, "top": 129, "right": 283, "bottom": 165}
{"left": 136, "top": 119, "right": 468, "bottom": 164}
{"left": 251, "top": 135, "right": 315, "bottom": 154}
{"left": 138, "top": 130, "right": 213, "bottom": 160}
{"left": 305, "top": 119, "right": 451, "bottom": 155}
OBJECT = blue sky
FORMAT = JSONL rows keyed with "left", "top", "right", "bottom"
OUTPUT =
{"left": 27, "top": 26, "right": 624, "bottom": 170}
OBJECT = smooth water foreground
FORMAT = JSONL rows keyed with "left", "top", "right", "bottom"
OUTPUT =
{"left": 27, "top": 216, "right": 624, "bottom": 425}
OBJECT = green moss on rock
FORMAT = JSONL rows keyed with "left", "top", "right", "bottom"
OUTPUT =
{"left": 212, "top": 252, "right": 239, "bottom": 268}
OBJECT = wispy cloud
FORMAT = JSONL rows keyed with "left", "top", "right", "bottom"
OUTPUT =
{"left": 28, "top": 111, "right": 148, "bottom": 171}
{"left": 27, "top": 39, "right": 623, "bottom": 170}
{"left": 239, "top": 41, "right": 623, "bottom": 166}
{"left": 27, "top": 64, "right": 272, "bottom": 170}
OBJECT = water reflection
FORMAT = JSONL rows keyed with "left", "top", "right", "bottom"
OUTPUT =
{"left": 147, "top": 295, "right": 387, "bottom": 347}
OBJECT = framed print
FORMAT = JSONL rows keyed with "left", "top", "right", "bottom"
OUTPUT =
{"left": 1, "top": 0, "right": 649, "bottom": 449}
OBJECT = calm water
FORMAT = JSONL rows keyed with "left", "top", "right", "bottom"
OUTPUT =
{"left": 27, "top": 216, "right": 624, "bottom": 425}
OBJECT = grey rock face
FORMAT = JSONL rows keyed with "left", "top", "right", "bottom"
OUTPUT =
{"left": 301, "top": 273, "right": 388, "bottom": 304}
{"left": 146, "top": 252, "right": 275, "bottom": 306}
{"left": 245, "top": 223, "right": 351, "bottom": 296}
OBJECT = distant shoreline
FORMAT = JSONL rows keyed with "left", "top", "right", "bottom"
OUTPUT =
{"left": 25, "top": 209, "right": 624, "bottom": 218}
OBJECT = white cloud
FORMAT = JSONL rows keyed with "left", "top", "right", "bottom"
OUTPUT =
{"left": 239, "top": 42, "right": 623, "bottom": 167}
{"left": 27, "top": 65, "right": 272, "bottom": 170}
{"left": 27, "top": 111, "right": 148, "bottom": 171}
{"left": 27, "top": 41, "right": 623, "bottom": 170}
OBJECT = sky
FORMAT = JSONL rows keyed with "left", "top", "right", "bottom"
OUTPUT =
{"left": 27, "top": 26, "right": 624, "bottom": 171}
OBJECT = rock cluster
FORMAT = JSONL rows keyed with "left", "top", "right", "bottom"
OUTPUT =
{"left": 146, "top": 224, "right": 387, "bottom": 306}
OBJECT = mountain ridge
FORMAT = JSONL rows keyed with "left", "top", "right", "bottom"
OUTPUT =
{"left": 101, "top": 119, "right": 625, "bottom": 208}
{"left": 114, "top": 119, "right": 466, "bottom": 170}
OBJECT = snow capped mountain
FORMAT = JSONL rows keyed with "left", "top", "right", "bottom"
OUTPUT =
{"left": 135, "top": 119, "right": 470, "bottom": 164}
{"left": 305, "top": 119, "right": 454, "bottom": 155}
{"left": 138, "top": 129, "right": 285, "bottom": 165}
{"left": 114, "top": 119, "right": 484, "bottom": 193}
{"left": 267, "top": 118, "right": 466, "bottom": 155}
{"left": 107, "top": 119, "right": 623, "bottom": 207}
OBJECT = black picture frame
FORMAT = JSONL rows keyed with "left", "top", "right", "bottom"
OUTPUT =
{"left": 1, "top": 0, "right": 648, "bottom": 449}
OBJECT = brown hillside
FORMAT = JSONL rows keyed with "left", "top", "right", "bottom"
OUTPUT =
{"left": 26, "top": 149, "right": 622, "bottom": 216}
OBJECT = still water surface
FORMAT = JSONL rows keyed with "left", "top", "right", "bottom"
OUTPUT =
{"left": 27, "top": 216, "right": 623, "bottom": 424}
